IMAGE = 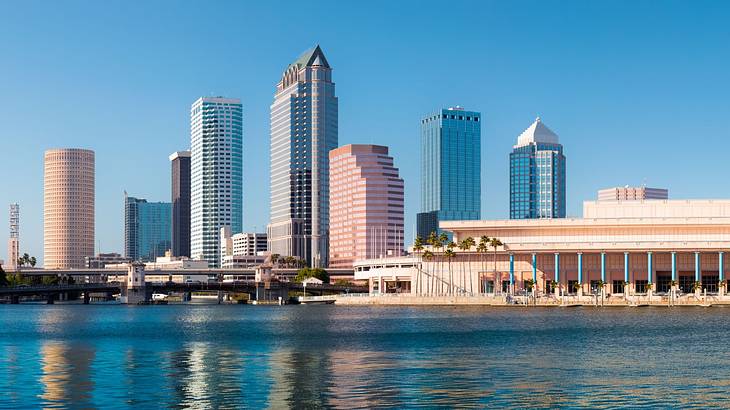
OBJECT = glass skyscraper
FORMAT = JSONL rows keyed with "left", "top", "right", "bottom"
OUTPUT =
{"left": 190, "top": 97, "right": 243, "bottom": 267}
{"left": 124, "top": 194, "right": 172, "bottom": 262}
{"left": 417, "top": 107, "right": 481, "bottom": 239}
{"left": 267, "top": 45, "right": 338, "bottom": 267}
{"left": 509, "top": 117, "right": 566, "bottom": 219}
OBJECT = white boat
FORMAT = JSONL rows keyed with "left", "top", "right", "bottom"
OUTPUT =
{"left": 152, "top": 293, "right": 168, "bottom": 301}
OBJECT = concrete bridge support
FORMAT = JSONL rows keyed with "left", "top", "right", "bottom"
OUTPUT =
{"left": 46, "top": 294, "right": 55, "bottom": 304}
{"left": 10, "top": 296, "right": 19, "bottom": 304}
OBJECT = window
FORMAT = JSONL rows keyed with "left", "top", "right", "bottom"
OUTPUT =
{"left": 635, "top": 280, "right": 648, "bottom": 293}
{"left": 567, "top": 280, "right": 578, "bottom": 295}
{"left": 612, "top": 280, "right": 625, "bottom": 294}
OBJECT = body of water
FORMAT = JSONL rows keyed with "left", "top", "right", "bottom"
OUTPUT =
{"left": 0, "top": 304, "right": 729, "bottom": 408}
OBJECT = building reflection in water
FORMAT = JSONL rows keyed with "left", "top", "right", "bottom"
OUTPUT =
{"left": 39, "top": 341, "right": 95, "bottom": 408}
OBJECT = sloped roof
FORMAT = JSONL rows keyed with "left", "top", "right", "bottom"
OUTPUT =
{"left": 516, "top": 117, "right": 559, "bottom": 147}
{"left": 289, "top": 45, "right": 330, "bottom": 69}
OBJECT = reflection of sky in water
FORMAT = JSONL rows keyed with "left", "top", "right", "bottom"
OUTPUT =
{"left": 1, "top": 305, "right": 730, "bottom": 407}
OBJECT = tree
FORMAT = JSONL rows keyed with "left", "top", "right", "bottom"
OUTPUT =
{"left": 422, "top": 250, "right": 434, "bottom": 295}
{"left": 0, "top": 265, "right": 8, "bottom": 287}
{"left": 488, "top": 237, "right": 503, "bottom": 281}
{"left": 464, "top": 237, "right": 476, "bottom": 293}
{"left": 444, "top": 248, "right": 455, "bottom": 295}
{"left": 413, "top": 236, "right": 424, "bottom": 294}
{"left": 295, "top": 268, "right": 329, "bottom": 283}
{"left": 458, "top": 239, "right": 469, "bottom": 293}
{"left": 29, "top": 257, "right": 36, "bottom": 267}
{"left": 271, "top": 254, "right": 280, "bottom": 267}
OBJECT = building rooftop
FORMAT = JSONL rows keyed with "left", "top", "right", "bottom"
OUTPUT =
{"left": 289, "top": 45, "right": 330, "bottom": 69}
{"left": 515, "top": 117, "right": 559, "bottom": 147}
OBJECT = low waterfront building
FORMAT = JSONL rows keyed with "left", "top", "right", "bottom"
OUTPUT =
{"left": 357, "top": 200, "right": 730, "bottom": 299}
{"left": 85, "top": 253, "right": 131, "bottom": 269}
{"left": 598, "top": 186, "right": 668, "bottom": 201}
{"left": 221, "top": 254, "right": 267, "bottom": 269}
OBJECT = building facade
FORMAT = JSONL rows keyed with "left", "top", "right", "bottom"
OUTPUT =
{"left": 417, "top": 107, "right": 481, "bottom": 239}
{"left": 190, "top": 97, "right": 243, "bottom": 268}
{"left": 85, "top": 252, "right": 131, "bottom": 269}
{"left": 357, "top": 200, "right": 730, "bottom": 298}
{"left": 329, "top": 144, "right": 405, "bottom": 268}
{"left": 43, "top": 148, "right": 95, "bottom": 269}
{"left": 598, "top": 186, "right": 668, "bottom": 201}
{"left": 220, "top": 227, "right": 267, "bottom": 266}
{"left": 124, "top": 195, "right": 172, "bottom": 262}
{"left": 510, "top": 118, "right": 566, "bottom": 219}
{"left": 268, "top": 45, "right": 338, "bottom": 268}
{"left": 7, "top": 204, "right": 19, "bottom": 271}
{"left": 170, "top": 150, "right": 191, "bottom": 257}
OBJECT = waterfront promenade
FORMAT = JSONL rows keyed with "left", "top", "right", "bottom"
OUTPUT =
{"left": 333, "top": 292, "right": 730, "bottom": 306}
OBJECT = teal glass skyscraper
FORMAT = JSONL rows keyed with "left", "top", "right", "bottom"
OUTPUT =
{"left": 509, "top": 118, "right": 566, "bottom": 219}
{"left": 417, "top": 107, "right": 481, "bottom": 239}
{"left": 124, "top": 194, "right": 172, "bottom": 261}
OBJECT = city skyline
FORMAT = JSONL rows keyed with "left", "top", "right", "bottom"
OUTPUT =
{"left": 2, "top": 1, "right": 730, "bottom": 264}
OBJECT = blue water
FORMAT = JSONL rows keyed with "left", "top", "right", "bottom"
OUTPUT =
{"left": 0, "top": 304, "right": 729, "bottom": 408}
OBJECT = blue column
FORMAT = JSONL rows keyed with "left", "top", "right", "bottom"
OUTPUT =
{"left": 647, "top": 251, "right": 653, "bottom": 284}
{"left": 509, "top": 253, "right": 515, "bottom": 287}
{"left": 554, "top": 253, "right": 560, "bottom": 283}
{"left": 624, "top": 252, "right": 629, "bottom": 283}
{"left": 720, "top": 252, "right": 724, "bottom": 282}
{"left": 695, "top": 252, "right": 700, "bottom": 282}
{"left": 600, "top": 252, "right": 606, "bottom": 282}
{"left": 578, "top": 253, "right": 583, "bottom": 283}
{"left": 671, "top": 252, "right": 677, "bottom": 281}
{"left": 532, "top": 253, "right": 537, "bottom": 282}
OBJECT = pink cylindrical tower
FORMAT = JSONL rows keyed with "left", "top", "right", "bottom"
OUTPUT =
{"left": 44, "top": 148, "right": 95, "bottom": 268}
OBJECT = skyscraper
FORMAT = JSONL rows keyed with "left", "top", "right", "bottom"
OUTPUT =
{"left": 329, "top": 144, "right": 404, "bottom": 268}
{"left": 268, "top": 45, "right": 338, "bottom": 267}
{"left": 509, "top": 117, "right": 566, "bottom": 219}
{"left": 7, "top": 204, "right": 19, "bottom": 271}
{"left": 190, "top": 97, "right": 243, "bottom": 267}
{"left": 417, "top": 107, "right": 481, "bottom": 239}
{"left": 124, "top": 194, "right": 172, "bottom": 261}
{"left": 44, "top": 148, "right": 95, "bottom": 269}
{"left": 170, "top": 151, "right": 191, "bottom": 257}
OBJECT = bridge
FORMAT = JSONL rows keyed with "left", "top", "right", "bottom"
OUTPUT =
{"left": 14, "top": 267, "right": 356, "bottom": 282}
{"left": 0, "top": 281, "right": 368, "bottom": 304}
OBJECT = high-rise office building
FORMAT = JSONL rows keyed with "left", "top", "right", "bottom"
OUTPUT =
{"left": 190, "top": 97, "right": 243, "bottom": 268}
{"left": 7, "top": 204, "right": 19, "bottom": 271}
{"left": 170, "top": 150, "right": 191, "bottom": 257}
{"left": 509, "top": 117, "right": 566, "bottom": 219}
{"left": 598, "top": 186, "right": 668, "bottom": 201}
{"left": 44, "top": 148, "right": 95, "bottom": 269}
{"left": 417, "top": 107, "right": 481, "bottom": 239}
{"left": 124, "top": 194, "right": 172, "bottom": 261}
{"left": 329, "top": 144, "right": 404, "bottom": 268}
{"left": 268, "top": 45, "right": 338, "bottom": 267}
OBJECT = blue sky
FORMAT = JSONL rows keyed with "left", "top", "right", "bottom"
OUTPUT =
{"left": 1, "top": 0, "right": 730, "bottom": 265}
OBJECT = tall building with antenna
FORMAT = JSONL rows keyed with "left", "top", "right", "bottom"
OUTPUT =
{"left": 7, "top": 204, "right": 19, "bottom": 271}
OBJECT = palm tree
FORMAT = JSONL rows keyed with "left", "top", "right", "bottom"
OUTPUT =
{"left": 413, "top": 236, "right": 424, "bottom": 293}
{"left": 488, "top": 237, "right": 503, "bottom": 291}
{"left": 476, "top": 241, "right": 488, "bottom": 293}
{"left": 446, "top": 241, "right": 456, "bottom": 293}
{"left": 458, "top": 239, "right": 469, "bottom": 294}
{"left": 431, "top": 233, "right": 444, "bottom": 295}
{"left": 438, "top": 233, "right": 448, "bottom": 294}
{"left": 464, "top": 237, "right": 476, "bottom": 293}
{"left": 444, "top": 249, "right": 455, "bottom": 295}
{"left": 422, "top": 250, "right": 434, "bottom": 295}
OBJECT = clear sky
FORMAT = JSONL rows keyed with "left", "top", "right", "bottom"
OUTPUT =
{"left": 1, "top": 0, "right": 730, "bottom": 265}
